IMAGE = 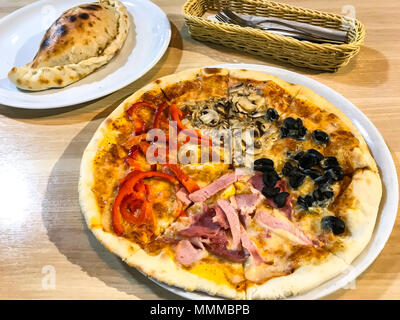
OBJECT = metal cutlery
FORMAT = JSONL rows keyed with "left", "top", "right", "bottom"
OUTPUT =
{"left": 215, "top": 9, "right": 348, "bottom": 44}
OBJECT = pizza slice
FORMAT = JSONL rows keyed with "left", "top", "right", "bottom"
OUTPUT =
{"left": 79, "top": 79, "right": 176, "bottom": 256}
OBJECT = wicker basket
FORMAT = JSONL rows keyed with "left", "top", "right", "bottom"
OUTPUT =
{"left": 183, "top": 0, "right": 365, "bottom": 72}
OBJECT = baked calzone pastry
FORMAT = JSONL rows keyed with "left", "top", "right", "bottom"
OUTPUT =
{"left": 8, "top": 0, "right": 129, "bottom": 91}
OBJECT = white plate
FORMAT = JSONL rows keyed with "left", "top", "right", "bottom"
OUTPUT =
{"left": 148, "top": 64, "right": 399, "bottom": 300}
{"left": 0, "top": 0, "right": 171, "bottom": 109}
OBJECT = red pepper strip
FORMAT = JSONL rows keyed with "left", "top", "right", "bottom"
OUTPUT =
{"left": 138, "top": 141, "right": 150, "bottom": 154}
{"left": 124, "top": 134, "right": 147, "bottom": 149}
{"left": 152, "top": 102, "right": 169, "bottom": 129}
{"left": 134, "top": 179, "right": 146, "bottom": 195}
{"left": 170, "top": 104, "right": 185, "bottom": 131}
{"left": 125, "top": 145, "right": 153, "bottom": 171}
{"left": 112, "top": 171, "right": 177, "bottom": 235}
{"left": 127, "top": 101, "right": 155, "bottom": 117}
{"left": 124, "top": 145, "right": 140, "bottom": 168}
{"left": 166, "top": 163, "right": 200, "bottom": 193}
{"left": 179, "top": 210, "right": 188, "bottom": 217}
{"left": 122, "top": 181, "right": 154, "bottom": 226}
{"left": 120, "top": 197, "right": 146, "bottom": 225}
{"left": 133, "top": 117, "right": 145, "bottom": 135}
{"left": 119, "top": 170, "right": 141, "bottom": 188}
{"left": 127, "top": 102, "right": 155, "bottom": 134}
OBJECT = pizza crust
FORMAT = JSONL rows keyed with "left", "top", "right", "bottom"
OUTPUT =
{"left": 328, "top": 169, "right": 382, "bottom": 264}
{"left": 228, "top": 69, "right": 302, "bottom": 98}
{"left": 8, "top": 0, "right": 129, "bottom": 91}
{"left": 124, "top": 247, "right": 245, "bottom": 299}
{"left": 157, "top": 67, "right": 229, "bottom": 104}
{"left": 246, "top": 252, "right": 348, "bottom": 299}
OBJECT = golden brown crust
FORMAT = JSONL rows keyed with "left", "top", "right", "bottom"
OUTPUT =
{"left": 158, "top": 68, "right": 229, "bottom": 105}
{"left": 8, "top": 0, "right": 129, "bottom": 91}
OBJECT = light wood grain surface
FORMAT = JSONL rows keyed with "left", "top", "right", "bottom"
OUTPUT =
{"left": 0, "top": 0, "right": 399, "bottom": 300}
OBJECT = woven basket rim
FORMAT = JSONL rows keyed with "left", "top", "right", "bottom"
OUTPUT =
{"left": 182, "top": 0, "right": 366, "bottom": 50}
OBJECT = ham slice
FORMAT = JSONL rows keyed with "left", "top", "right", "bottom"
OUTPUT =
{"left": 179, "top": 205, "right": 248, "bottom": 262}
{"left": 249, "top": 172, "right": 263, "bottom": 192}
{"left": 180, "top": 205, "right": 223, "bottom": 238}
{"left": 255, "top": 209, "right": 314, "bottom": 246}
{"left": 235, "top": 193, "right": 260, "bottom": 215}
{"left": 189, "top": 236, "right": 205, "bottom": 250}
{"left": 239, "top": 225, "right": 265, "bottom": 266}
{"left": 203, "top": 229, "right": 249, "bottom": 262}
{"left": 188, "top": 169, "right": 246, "bottom": 203}
{"left": 217, "top": 199, "right": 241, "bottom": 250}
{"left": 213, "top": 205, "right": 229, "bottom": 229}
{"left": 176, "top": 187, "right": 192, "bottom": 206}
{"left": 175, "top": 239, "right": 205, "bottom": 266}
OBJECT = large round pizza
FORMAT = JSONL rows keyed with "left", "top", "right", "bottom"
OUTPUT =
{"left": 79, "top": 68, "right": 382, "bottom": 299}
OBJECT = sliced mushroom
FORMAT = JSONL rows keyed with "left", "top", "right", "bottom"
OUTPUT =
{"left": 199, "top": 109, "right": 220, "bottom": 126}
{"left": 236, "top": 96, "right": 257, "bottom": 113}
{"left": 255, "top": 119, "right": 271, "bottom": 135}
{"left": 248, "top": 93, "right": 265, "bottom": 106}
{"left": 229, "top": 82, "right": 244, "bottom": 94}
{"left": 249, "top": 112, "right": 266, "bottom": 118}
{"left": 215, "top": 100, "right": 229, "bottom": 115}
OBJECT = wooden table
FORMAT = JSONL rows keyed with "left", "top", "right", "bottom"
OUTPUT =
{"left": 0, "top": 0, "right": 399, "bottom": 300}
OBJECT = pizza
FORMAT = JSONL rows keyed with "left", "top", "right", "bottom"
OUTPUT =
{"left": 79, "top": 67, "right": 382, "bottom": 299}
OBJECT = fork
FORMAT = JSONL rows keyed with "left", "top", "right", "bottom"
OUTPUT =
{"left": 215, "top": 12, "right": 341, "bottom": 43}
{"left": 221, "top": 9, "right": 348, "bottom": 43}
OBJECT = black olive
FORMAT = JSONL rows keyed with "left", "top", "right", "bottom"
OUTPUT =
{"left": 321, "top": 216, "right": 345, "bottom": 235}
{"left": 254, "top": 158, "right": 274, "bottom": 172}
{"left": 312, "top": 189, "right": 325, "bottom": 202}
{"left": 303, "top": 168, "right": 322, "bottom": 180}
{"left": 320, "top": 157, "right": 339, "bottom": 169}
{"left": 297, "top": 126, "right": 307, "bottom": 138}
{"left": 254, "top": 158, "right": 274, "bottom": 167}
{"left": 266, "top": 108, "right": 279, "bottom": 122}
{"left": 294, "top": 118, "right": 303, "bottom": 130}
{"left": 274, "top": 192, "right": 290, "bottom": 208}
{"left": 262, "top": 186, "right": 280, "bottom": 198}
{"left": 293, "top": 151, "right": 305, "bottom": 161}
{"left": 281, "top": 117, "right": 307, "bottom": 140}
{"left": 322, "top": 190, "right": 334, "bottom": 199}
{"left": 298, "top": 151, "right": 320, "bottom": 169}
{"left": 325, "top": 167, "right": 344, "bottom": 181}
{"left": 282, "top": 162, "right": 296, "bottom": 177}
{"left": 262, "top": 170, "right": 280, "bottom": 188}
{"left": 280, "top": 127, "right": 289, "bottom": 138}
{"left": 297, "top": 195, "right": 314, "bottom": 210}
{"left": 283, "top": 117, "right": 296, "bottom": 128}
{"left": 288, "top": 168, "right": 306, "bottom": 189}
{"left": 312, "top": 130, "right": 330, "bottom": 144}
{"left": 307, "top": 149, "right": 324, "bottom": 161}
{"left": 314, "top": 174, "right": 332, "bottom": 189}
